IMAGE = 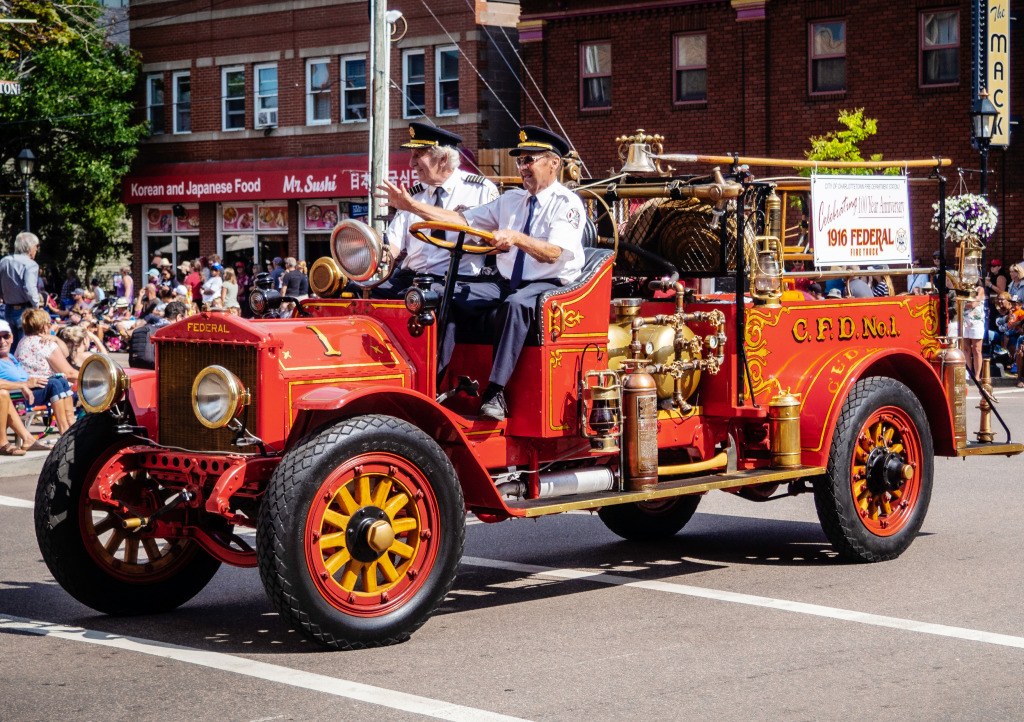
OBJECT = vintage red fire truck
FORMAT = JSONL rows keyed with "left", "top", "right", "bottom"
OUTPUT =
{"left": 34, "top": 132, "right": 1021, "bottom": 649}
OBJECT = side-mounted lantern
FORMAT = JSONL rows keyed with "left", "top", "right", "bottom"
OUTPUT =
{"left": 957, "top": 236, "right": 985, "bottom": 293}
{"left": 751, "top": 236, "right": 783, "bottom": 307}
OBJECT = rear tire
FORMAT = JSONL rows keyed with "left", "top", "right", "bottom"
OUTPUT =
{"left": 598, "top": 495, "right": 702, "bottom": 541}
{"left": 257, "top": 415, "right": 465, "bottom": 650}
{"left": 813, "top": 377, "right": 933, "bottom": 562}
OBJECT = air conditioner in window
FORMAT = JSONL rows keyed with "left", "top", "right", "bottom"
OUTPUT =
{"left": 258, "top": 109, "right": 278, "bottom": 128}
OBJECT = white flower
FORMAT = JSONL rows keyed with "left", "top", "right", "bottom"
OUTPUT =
{"left": 931, "top": 193, "right": 998, "bottom": 241}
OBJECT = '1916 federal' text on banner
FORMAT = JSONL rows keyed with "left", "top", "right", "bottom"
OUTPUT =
{"left": 812, "top": 175, "right": 912, "bottom": 267}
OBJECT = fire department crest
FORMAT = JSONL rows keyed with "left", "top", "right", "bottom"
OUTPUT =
{"left": 566, "top": 208, "right": 580, "bottom": 229}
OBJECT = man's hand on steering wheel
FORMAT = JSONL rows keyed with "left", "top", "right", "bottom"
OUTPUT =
{"left": 409, "top": 221, "right": 500, "bottom": 255}
{"left": 489, "top": 229, "right": 521, "bottom": 252}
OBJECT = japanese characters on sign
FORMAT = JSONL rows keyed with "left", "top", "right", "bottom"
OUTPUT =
{"left": 811, "top": 175, "right": 913, "bottom": 267}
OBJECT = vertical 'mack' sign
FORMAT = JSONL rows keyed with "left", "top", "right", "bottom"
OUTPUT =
{"left": 987, "top": 0, "right": 1011, "bottom": 146}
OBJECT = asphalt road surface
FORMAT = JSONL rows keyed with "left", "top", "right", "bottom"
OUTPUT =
{"left": 2, "top": 390, "right": 1023, "bottom": 721}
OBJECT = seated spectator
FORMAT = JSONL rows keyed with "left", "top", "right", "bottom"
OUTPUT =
{"left": 848, "top": 274, "right": 873, "bottom": 298}
{"left": 0, "top": 319, "right": 74, "bottom": 436}
{"left": 90, "top": 277, "right": 106, "bottom": 304}
{"left": 56, "top": 323, "right": 105, "bottom": 371}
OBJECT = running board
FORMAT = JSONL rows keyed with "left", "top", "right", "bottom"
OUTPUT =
{"left": 954, "top": 442, "right": 1024, "bottom": 457}
{"left": 505, "top": 465, "right": 825, "bottom": 518}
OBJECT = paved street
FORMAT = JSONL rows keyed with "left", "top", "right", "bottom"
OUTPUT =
{"left": 2, "top": 390, "right": 1023, "bottom": 721}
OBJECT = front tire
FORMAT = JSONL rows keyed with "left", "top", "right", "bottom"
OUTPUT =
{"left": 34, "top": 415, "right": 222, "bottom": 614}
{"left": 814, "top": 377, "right": 933, "bottom": 562}
{"left": 598, "top": 495, "right": 702, "bottom": 541}
{"left": 257, "top": 415, "right": 465, "bottom": 650}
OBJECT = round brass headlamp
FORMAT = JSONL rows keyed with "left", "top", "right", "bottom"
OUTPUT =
{"left": 309, "top": 256, "right": 348, "bottom": 297}
{"left": 191, "top": 365, "right": 251, "bottom": 429}
{"left": 78, "top": 354, "right": 131, "bottom": 414}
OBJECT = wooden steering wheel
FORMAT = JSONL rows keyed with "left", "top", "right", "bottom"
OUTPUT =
{"left": 409, "top": 221, "right": 500, "bottom": 255}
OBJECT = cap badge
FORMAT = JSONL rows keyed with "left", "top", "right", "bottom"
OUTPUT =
{"left": 519, "top": 130, "right": 527, "bottom": 143}
{"left": 409, "top": 126, "right": 416, "bottom": 138}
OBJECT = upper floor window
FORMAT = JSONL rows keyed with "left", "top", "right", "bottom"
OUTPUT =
{"left": 674, "top": 33, "right": 707, "bottom": 103}
{"left": 254, "top": 63, "right": 278, "bottom": 129}
{"left": 921, "top": 10, "right": 959, "bottom": 86}
{"left": 341, "top": 55, "right": 367, "bottom": 122}
{"left": 436, "top": 46, "right": 459, "bottom": 116}
{"left": 403, "top": 50, "right": 425, "bottom": 118}
{"left": 306, "top": 58, "right": 331, "bottom": 125}
{"left": 222, "top": 66, "right": 245, "bottom": 131}
{"left": 810, "top": 20, "right": 846, "bottom": 94}
{"left": 146, "top": 74, "right": 164, "bottom": 135}
{"left": 580, "top": 42, "right": 611, "bottom": 108}
{"left": 172, "top": 71, "right": 191, "bottom": 134}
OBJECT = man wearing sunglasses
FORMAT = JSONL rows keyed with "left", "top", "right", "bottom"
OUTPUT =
{"left": 377, "top": 125, "right": 585, "bottom": 420}
{"left": 372, "top": 122, "right": 498, "bottom": 300}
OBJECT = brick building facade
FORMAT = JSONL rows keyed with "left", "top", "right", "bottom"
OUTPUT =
{"left": 126, "top": 0, "right": 521, "bottom": 278}
{"left": 517, "top": 0, "right": 1023, "bottom": 263}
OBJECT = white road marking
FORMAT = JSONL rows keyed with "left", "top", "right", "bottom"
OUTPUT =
{"left": 0, "top": 615, "right": 528, "bottom": 722}
{"left": 461, "top": 556, "right": 1024, "bottom": 651}
{"left": 0, "top": 495, "right": 33, "bottom": 509}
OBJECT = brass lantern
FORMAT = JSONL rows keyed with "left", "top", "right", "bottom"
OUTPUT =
{"left": 751, "top": 235, "right": 783, "bottom": 307}
{"left": 957, "top": 236, "right": 984, "bottom": 292}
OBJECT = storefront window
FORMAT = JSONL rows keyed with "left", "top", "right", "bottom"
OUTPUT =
{"left": 142, "top": 205, "right": 199, "bottom": 278}
{"left": 301, "top": 201, "right": 346, "bottom": 261}
{"left": 219, "top": 202, "right": 291, "bottom": 274}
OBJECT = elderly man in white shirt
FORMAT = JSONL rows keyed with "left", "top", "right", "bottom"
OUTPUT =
{"left": 372, "top": 122, "right": 498, "bottom": 300}
{"left": 377, "top": 126, "right": 585, "bottom": 420}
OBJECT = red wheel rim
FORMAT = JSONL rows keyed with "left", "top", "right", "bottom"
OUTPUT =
{"left": 79, "top": 455, "right": 199, "bottom": 583}
{"left": 849, "top": 406, "right": 923, "bottom": 537}
{"left": 304, "top": 453, "right": 439, "bottom": 617}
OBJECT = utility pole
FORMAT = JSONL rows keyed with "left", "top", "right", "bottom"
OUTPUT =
{"left": 369, "top": 0, "right": 390, "bottom": 236}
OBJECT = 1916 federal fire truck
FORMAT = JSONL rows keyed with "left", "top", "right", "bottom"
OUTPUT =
{"left": 35, "top": 131, "right": 1022, "bottom": 649}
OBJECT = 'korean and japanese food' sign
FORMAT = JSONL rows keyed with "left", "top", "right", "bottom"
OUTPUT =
{"left": 811, "top": 175, "right": 912, "bottom": 267}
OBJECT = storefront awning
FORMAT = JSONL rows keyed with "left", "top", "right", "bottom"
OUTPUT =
{"left": 124, "top": 153, "right": 415, "bottom": 204}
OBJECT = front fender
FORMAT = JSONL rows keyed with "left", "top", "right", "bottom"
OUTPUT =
{"left": 288, "top": 385, "right": 514, "bottom": 515}
{"left": 124, "top": 367, "right": 157, "bottom": 437}
{"left": 792, "top": 349, "right": 954, "bottom": 466}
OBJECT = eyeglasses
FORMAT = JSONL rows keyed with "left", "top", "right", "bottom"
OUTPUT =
{"left": 516, "top": 155, "right": 548, "bottom": 167}
{"left": 0, "top": 333, "right": 11, "bottom": 340}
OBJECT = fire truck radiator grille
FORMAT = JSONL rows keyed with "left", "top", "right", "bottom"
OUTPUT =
{"left": 158, "top": 343, "right": 259, "bottom": 452}
{"left": 617, "top": 197, "right": 756, "bottom": 276}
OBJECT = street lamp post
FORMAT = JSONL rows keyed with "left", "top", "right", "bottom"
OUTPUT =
{"left": 16, "top": 148, "right": 36, "bottom": 233}
{"left": 969, "top": 89, "right": 998, "bottom": 196}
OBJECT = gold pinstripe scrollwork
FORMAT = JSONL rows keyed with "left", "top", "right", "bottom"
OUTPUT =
{"left": 744, "top": 307, "right": 790, "bottom": 398}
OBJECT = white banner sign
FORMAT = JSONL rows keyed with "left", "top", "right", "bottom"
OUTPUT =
{"left": 811, "top": 175, "right": 912, "bottom": 267}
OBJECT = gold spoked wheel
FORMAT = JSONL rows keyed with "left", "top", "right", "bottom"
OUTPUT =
{"left": 304, "top": 452, "right": 438, "bottom": 617}
{"left": 849, "top": 408, "right": 922, "bottom": 536}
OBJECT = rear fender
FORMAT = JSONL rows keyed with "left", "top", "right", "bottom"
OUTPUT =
{"left": 797, "top": 349, "right": 955, "bottom": 466}
{"left": 288, "top": 386, "right": 512, "bottom": 515}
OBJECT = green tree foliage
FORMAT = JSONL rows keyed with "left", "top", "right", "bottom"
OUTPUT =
{"left": 801, "top": 108, "right": 899, "bottom": 176}
{"left": 0, "top": 0, "right": 147, "bottom": 275}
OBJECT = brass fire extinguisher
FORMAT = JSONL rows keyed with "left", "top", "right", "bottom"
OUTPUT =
{"left": 621, "top": 370, "right": 658, "bottom": 490}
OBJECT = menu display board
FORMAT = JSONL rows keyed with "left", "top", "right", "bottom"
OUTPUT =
{"left": 258, "top": 205, "right": 289, "bottom": 232}
{"left": 174, "top": 208, "right": 200, "bottom": 232}
{"left": 146, "top": 207, "right": 173, "bottom": 233}
{"left": 221, "top": 204, "right": 255, "bottom": 232}
{"left": 304, "top": 203, "right": 341, "bottom": 231}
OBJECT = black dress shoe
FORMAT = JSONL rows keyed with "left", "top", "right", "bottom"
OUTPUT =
{"left": 479, "top": 388, "right": 507, "bottom": 420}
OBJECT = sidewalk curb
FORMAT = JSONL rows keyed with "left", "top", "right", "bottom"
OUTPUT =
{"left": 0, "top": 452, "right": 49, "bottom": 477}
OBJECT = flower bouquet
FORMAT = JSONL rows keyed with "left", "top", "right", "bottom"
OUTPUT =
{"left": 931, "top": 193, "right": 998, "bottom": 242}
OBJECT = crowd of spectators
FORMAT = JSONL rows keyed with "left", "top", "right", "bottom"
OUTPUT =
{"left": 0, "top": 233, "right": 312, "bottom": 453}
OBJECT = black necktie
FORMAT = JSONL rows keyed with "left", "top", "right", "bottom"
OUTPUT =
{"left": 430, "top": 188, "right": 446, "bottom": 240}
{"left": 510, "top": 195, "right": 537, "bottom": 290}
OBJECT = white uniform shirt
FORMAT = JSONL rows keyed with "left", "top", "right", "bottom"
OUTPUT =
{"left": 463, "top": 181, "right": 585, "bottom": 285}
{"left": 385, "top": 169, "right": 499, "bottom": 276}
